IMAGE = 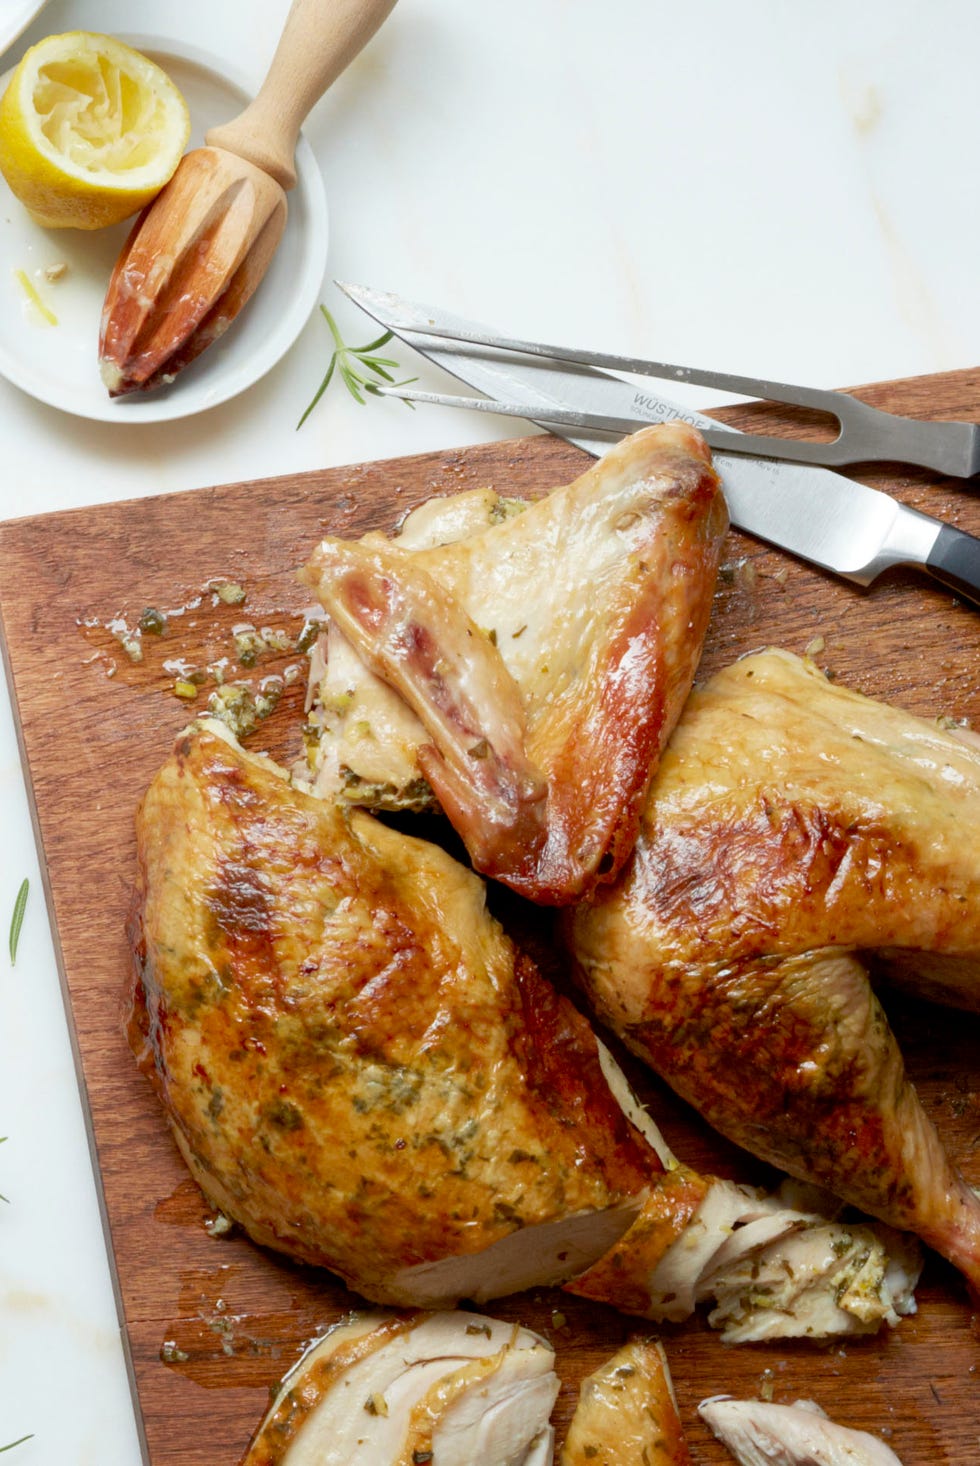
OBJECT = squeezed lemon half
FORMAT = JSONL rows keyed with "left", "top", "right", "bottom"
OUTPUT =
{"left": 0, "top": 31, "right": 190, "bottom": 229}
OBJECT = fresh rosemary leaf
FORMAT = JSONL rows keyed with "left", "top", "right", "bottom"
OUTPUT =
{"left": 361, "top": 330, "right": 394, "bottom": 351}
{"left": 361, "top": 360, "right": 397, "bottom": 382}
{"left": 0, "top": 1436, "right": 32, "bottom": 1454}
{"left": 8, "top": 879, "right": 28, "bottom": 965}
{"left": 297, "top": 306, "right": 416, "bottom": 426}
{"left": 296, "top": 356, "right": 336, "bottom": 430}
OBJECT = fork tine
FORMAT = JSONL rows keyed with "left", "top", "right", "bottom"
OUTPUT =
{"left": 368, "top": 384, "right": 805, "bottom": 461}
{"left": 399, "top": 321, "right": 847, "bottom": 419}
{"left": 382, "top": 321, "right": 980, "bottom": 476}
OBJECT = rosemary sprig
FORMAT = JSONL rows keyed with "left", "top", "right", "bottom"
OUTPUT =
{"left": 8, "top": 879, "right": 28, "bottom": 966}
{"left": 297, "top": 306, "right": 416, "bottom": 428}
{"left": 0, "top": 1435, "right": 31, "bottom": 1454}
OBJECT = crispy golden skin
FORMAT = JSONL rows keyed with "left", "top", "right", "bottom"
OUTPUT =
{"left": 560, "top": 1339, "right": 692, "bottom": 1466}
{"left": 131, "top": 717, "right": 923, "bottom": 1335}
{"left": 303, "top": 422, "right": 727, "bottom": 905}
{"left": 129, "top": 720, "right": 658, "bottom": 1306}
{"left": 567, "top": 649, "right": 980, "bottom": 1292}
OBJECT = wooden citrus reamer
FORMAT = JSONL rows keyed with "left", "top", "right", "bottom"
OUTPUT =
{"left": 99, "top": 0, "right": 398, "bottom": 396}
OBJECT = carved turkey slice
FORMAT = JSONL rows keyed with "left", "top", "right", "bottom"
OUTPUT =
{"left": 300, "top": 422, "right": 727, "bottom": 904}
{"left": 698, "top": 1397, "right": 906, "bottom": 1466}
{"left": 562, "top": 1169, "right": 918, "bottom": 1340}
{"left": 559, "top": 1338, "right": 692, "bottom": 1466}
{"left": 241, "top": 1309, "right": 558, "bottom": 1466}
{"left": 567, "top": 648, "right": 980, "bottom": 1292}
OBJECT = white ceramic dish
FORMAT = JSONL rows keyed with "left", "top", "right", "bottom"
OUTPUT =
{"left": 0, "top": 34, "right": 328, "bottom": 423}
{"left": 0, "top": 0, "right": 49, "bottom": 61}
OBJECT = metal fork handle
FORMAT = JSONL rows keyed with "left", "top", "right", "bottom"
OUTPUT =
{"left": 828, "top": 398, "right": 980, "bottom": 476}
{"left": 699, "top": 406, "right": 980, "bottom": 475}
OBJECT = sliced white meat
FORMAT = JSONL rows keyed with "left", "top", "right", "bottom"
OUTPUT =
{"left": 702, "top": 1218, "right": 920, "bottom": 1343}
{"left": 407, "top": 1341, "right": 560, "bottom": 1465}
{"left": 566, "top": 1175, "right": 919, "bottom": 1341}
{"left": 396, "top": 1202, "right": 642, "bottom": 1308}
{"left": 242, "top": 1310, "right": 557, "bottom": 1466}
{"left": 523, "top": 1429, "right": 556, "bottom": 1466}
{"left": 698, "top": 1396, "right": 905, "bottom": 1466}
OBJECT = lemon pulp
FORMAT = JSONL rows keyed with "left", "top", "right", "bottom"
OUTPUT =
{"left": 0, "top": 32, "right": 190, "bottom": 229}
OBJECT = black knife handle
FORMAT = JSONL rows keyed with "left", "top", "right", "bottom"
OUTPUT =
{"left": 925, "top": 523, "right": 980, "bottom": 608}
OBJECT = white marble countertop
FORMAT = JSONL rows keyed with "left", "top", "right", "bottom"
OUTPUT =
{"left": 0, "top": 1, "right": 977, "bottom": 1460}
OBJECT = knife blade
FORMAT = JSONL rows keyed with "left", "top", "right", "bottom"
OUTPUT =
{"left": 337, "top": 282, "right": 980, "bottom": 608}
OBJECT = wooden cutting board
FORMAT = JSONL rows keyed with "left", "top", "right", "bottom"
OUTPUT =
{"left": 1, "top": 368, "right": 979, "bottom": 1465}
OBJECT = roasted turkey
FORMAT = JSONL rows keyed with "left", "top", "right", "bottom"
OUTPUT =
{"left": 560, "top": 1339, "right": 691, "bottom": 1466}
{"left": 567, "top": 648, "right": 980, "bottom": 1291}
{"left": 130, "top": 717, "right": 917, "bottom": 1333}
{"left": 130, "top": 718, "right": 652, "bottom": 1306}
{"left": 241, "top": 1310, "right": 558, "bottom": 1466}
{"left": 300, "top": 421, "right": 727, "bottom": 905}
{"left": 697, "top": 1396, "right": 906, "bottom": 1466}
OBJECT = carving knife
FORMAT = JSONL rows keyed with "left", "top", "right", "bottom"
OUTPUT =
{"left": 336, "top": 282, "right": 980, "bottom": 608}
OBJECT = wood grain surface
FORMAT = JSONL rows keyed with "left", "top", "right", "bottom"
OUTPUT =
{"left": 1, "top": 368, "right": 979, "bottom": 1465}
